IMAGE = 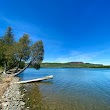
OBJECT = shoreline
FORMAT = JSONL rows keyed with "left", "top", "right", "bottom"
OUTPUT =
{"left": 0, "top": 76, "right": 25, "bottom": 110}
{"left": 38, "top": 67, "right": 110, "bottom": 69}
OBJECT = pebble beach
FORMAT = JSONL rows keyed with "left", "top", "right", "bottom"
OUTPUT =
{"left": 1, "top": 77, "right": 25, "bottom": 110}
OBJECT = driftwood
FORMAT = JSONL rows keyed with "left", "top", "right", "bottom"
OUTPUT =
{"left": 14, "top": 75, "right": 53, "bottom": 84}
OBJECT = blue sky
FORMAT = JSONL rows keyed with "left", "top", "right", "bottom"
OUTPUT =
{"left": 0, "top": 0, "right": 110, "bottom": 65}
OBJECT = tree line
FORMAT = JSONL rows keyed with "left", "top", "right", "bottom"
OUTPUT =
{"left": 40, "top": 62, "right": 110, "bottom": 68}
{"left": 0, "top": 27, "right": 44, "bottom": 75}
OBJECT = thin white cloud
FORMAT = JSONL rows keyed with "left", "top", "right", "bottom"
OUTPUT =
{"left": 52, "top": 49, "right": 110, "bottom": 64}
{"left": 0, "top": 16, "right": 47, "bottom": 40}
{"left": 0, "top": 15, "right": 62, "bottom": 52}
{"left": 0, "top": 16, "right": 61, "bottom": 42}
{"left": 55, "top": 53, "right": 94, "bottom": 63}
{"left": 91, "top": 59, "right": 110, "bottom": 65}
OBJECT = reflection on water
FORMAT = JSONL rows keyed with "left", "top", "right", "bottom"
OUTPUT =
{"left": 18, "top": 68, "right": 110, "bottom": 110}
{"left": 22, "top": 83, "right": 50, "bottom": 110}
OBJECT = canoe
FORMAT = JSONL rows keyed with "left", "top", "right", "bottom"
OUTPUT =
{"left": 15, "top": 75, "right": 53, "bottom": 84}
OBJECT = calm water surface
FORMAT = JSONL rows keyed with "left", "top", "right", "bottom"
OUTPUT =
{"left": 18, "top": 68, "right": 110, "bottom": 110}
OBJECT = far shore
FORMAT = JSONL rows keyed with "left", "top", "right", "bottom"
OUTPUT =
{"left": 39, "top": 66, "right": 110, "bottom": 69}
{"left": 40, "top": 62, "right": 110, "bottom": 68}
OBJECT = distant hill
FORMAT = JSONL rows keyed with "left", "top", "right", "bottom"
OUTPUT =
{"left": 40, "top": 62, "right": 110, "bottom": 68}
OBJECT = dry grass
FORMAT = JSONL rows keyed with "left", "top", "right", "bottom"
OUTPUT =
{"left": 0, "top": 75, "right": 13, "bottom": 98}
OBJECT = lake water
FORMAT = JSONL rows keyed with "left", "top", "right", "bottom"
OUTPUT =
{"left": 18, "top": 68, "right": 110, "bottom": 110}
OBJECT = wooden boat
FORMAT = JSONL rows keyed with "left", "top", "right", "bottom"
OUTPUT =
{"left": 15, "top": 75, "right": 53, "bottom": 84}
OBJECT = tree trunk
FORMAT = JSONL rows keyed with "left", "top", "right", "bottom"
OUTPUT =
{"left": 14, "top": 57, "right": 22, "bottom": 73}
{"left": 3, "top": 62, "right": 7, "bottom": 75}
{"left": 13, "top": 61, "right": 32, "bottom": 76}
{"left": 13, "top": 56, "right": 38, "bottom": 76}
{"left": 6, "top": 60, "right": 18, "bottom": 71}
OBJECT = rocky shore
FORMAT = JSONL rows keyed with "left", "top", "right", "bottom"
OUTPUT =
{"left": 1, "top": 77, "right": 25, "bottom": 110}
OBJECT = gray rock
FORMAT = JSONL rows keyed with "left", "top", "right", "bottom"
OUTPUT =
{"left": 1, "top": 77, "right": 25, "bottom": 110}
{"left": 2, "top": 102, "right": 9, "bottom": 107}
{"left": 20, "top": 101, "right": 25, "bottom": 106}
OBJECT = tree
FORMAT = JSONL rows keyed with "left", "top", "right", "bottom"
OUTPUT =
{"left": 14, "top": 40, "right": 44, "bottom": 76}
{"left": 0, "top": 27, "right": 44, "bottom": 75}
{"left": 32, "top": 63, "right": 41, "bottom": 70}
{"left": 0, "top": 27, "right": 15, "bottom": 74}
{"left": 2, "top": 27, "right": 14, "bottom": 45}
{"left": 14, "top": 34, "right": 31, "bottom": 73}
{"left": 31, "top": 40, "right": 44, "bottom": 64}
{"left": 0, "top": 41, "right": 5, "bottom": 66}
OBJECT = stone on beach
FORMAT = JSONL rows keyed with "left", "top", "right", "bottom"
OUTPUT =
{"left": 1, "top": 77, "right": 25, "bottom": 110}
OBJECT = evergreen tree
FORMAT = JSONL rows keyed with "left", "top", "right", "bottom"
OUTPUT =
{"left": 0, "top": 27, "right": 15, "bottom": 74}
